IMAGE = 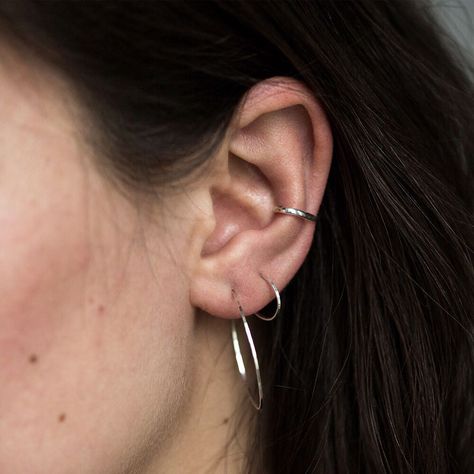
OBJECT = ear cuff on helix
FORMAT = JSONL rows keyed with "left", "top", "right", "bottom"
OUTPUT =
{"left": 273, "top": 205, "right": 317, "bottom": 222}
{"left": 231, "top": 205, "right": 317, "bottom": 410}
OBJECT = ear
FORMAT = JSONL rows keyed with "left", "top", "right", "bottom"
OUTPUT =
{"left": 188, "top": 76, "right": 333, "bottom": 319}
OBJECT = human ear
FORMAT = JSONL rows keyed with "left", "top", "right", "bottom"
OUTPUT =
{"left": 188, "top": 76, "right": 333, "bottom": 319}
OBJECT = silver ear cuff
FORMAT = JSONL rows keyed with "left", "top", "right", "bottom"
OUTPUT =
{"left": 231, "top": 205, "right": 317, "bottom": 410}
{"left": 273, "top": 205, "right": 317, "bottom": 222}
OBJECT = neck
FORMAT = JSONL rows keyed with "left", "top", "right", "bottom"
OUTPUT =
{"left": 142, "top": 311, "right": 255, "bottom": 474}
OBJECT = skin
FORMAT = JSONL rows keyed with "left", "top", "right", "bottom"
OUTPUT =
{"left": 0, "top": 39, "right": 332, "bottom": 474}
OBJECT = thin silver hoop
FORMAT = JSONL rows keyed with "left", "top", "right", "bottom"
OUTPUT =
{"left": 231, "top": 288, "right": 263, "bottom": 410}
{"left": 255, "top": 272, "right": 281, "bottom": 321}
{"left": 273, "top": 205, "right": 317, "bottom": 222}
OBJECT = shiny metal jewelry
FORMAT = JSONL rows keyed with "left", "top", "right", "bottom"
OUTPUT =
{"left": 254, "top": 272, "right": 281, "bottom": 321}
{"left": 273, "top": 205, "right": 317, "bottom": 222}
{"left": 231, "top": 288, "right": 263, "bottom": 410}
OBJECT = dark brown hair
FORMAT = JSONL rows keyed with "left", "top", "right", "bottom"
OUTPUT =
{"left": 0, "top": 1, "right": 472, "bottom": 472}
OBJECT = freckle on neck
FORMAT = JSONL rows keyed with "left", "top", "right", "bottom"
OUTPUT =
{"left": 97, "top": 304, "right": 106, "bottom": 315}
{"left": 28, "top": 354, "right": 38, "bottom": 364}
{"left": 58, "top": 413, "right": 66, "bottom": 423}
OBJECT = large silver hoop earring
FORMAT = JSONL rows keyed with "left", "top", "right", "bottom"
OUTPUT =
{"left": 231, "top": 288, "right": 263, "bottom": 410}
{"left": 273, "top": 205, "right": 317, "bottom": 222}
{"left": 255, "top": 272, "right": 281, "bottom": 321}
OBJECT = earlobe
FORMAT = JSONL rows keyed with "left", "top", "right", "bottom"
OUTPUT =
{"left": 189, "top": 76, "right": 333, "bottom": 320}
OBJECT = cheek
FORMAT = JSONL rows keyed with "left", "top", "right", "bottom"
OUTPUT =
{"left": 0, "top": 201, "right": 90, "bottom": 380}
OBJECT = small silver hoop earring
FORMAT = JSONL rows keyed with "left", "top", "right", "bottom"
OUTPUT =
{"left": 231, "top": 288, "right": 263, "bottom": 410}
{"left": 273, "top": 205, "right": 317, "bottom": 222}
{"left": 255, "top": 272, "right": 281, "bottom": 321}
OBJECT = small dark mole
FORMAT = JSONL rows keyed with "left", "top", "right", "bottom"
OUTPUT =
{"left": 28, "top": 354, "right": 38, "bottom": 364}
{"left": 58, "top": 413, "right": 66, "bottom": 423}
{"left": 97, "top": 304, "right": 105, "bottom": 314}
{"left": 223, "top": 417, "right": 229, "bottom": 424}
